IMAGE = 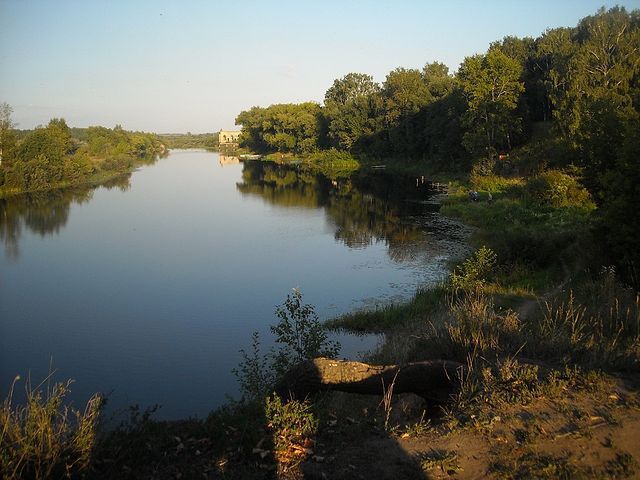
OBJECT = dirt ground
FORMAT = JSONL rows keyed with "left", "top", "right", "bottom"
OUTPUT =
{"left": 298, "top": 376, "right": 640, "bottom": 480}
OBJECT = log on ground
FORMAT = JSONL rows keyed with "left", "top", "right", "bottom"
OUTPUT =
{"left": 275, "top": 357, "right": 465, "bottom": 402}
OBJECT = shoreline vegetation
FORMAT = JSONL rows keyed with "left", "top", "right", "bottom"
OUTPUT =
{"left": 0, "top": 118, "right": 167, "bottom": 200}
{"left": 2, "top": 6, "right": 640, "bottom": 479}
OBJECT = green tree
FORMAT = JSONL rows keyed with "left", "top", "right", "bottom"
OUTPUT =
{"left": 529, "top": 28, "right": 577, "bottom": 124}
{"left": 458, "top": 49, "right": 525, "bottom": 156}
{"left": 324, "top": 72, "right": 380, "bottom": 105}
{"left": 323, "top": 73, "right": 382, "bottom": 151}
{"left": 422, "top": 62, "right": 455, "bottom": 99}
{"left": 0, "top": 102, "right": 17, "bottom": 169}
{"left": 597, "top": 117, "right": 640, "bottom": 286}
{"left": 382, "top": 67, "right": 432, "bottom": 126}
{"left": 236, "top": 103, "right": 324, "bottom": 154}
{"left": 382, "top": 68, "right": 433, "bottom": 154}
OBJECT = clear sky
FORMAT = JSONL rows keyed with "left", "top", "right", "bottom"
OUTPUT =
{"left": 1, "top": 0, "right": 638, "bottom": 133}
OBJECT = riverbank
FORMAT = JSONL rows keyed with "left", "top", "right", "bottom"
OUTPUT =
{"left": 0, "top": 163, "right": 144, "bottom": 200}
{"left": 0, "top": 121, "right": 165, "bottom": 200}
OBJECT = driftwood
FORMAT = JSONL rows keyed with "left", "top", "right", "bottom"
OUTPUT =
{"left": 275, "top": 357, "right": 464, "bottom": 402}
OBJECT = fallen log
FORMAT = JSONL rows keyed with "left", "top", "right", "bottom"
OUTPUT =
{"left": 275, "top": 357, "right": 465, "bottom": 402}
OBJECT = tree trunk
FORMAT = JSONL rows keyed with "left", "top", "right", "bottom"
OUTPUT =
{"left": 275, "top": 357, "right": 464, "bottom": 402}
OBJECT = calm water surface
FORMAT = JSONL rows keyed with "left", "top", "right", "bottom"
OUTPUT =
{"left": 0, "top": 150, "right": 469, "bottom": 419}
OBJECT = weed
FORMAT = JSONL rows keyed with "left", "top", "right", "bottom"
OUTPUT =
{"left": 265, "top": 395, "right": 317, "bottom": 478}
{"left": 400, "top": 411, "right": 431, "bottom": 438}
{"left": 451, "top": 245, "right": 497, "bottom": 291}
{"left": 491, "top": 451, "right": 585, "bottom": 479}
{"left": 418, "top": 448, "right": 462, "bottom": 475}
{"left": 379, "top": 369, "right": 399, "bottom": 433}
{"left": 0, "top": 374, "right": 101, "bottom": 480}
{"left": 603, "top": 452, "right": 638, "bottom": 478}
{"left": 233, "top": 332, "right": 275, "bottom": 402}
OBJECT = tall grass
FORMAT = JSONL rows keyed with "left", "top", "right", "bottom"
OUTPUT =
{"left": 0, "top": 374, "right": 101, "bottom": 480}
{"left": 529, "top": 285, "right": 640, "bottom": 369}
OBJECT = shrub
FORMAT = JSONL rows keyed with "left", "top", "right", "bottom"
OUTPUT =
{"left": 0, "top": 375, "right": 101, "bottom": 480}
{"left": 451, "top": 246, "right": 497, "bottom": 291}
{"left": 271, "top": 288, "right": 341, "bottom": 375}
{"left": 524, "top": 170, "right": 593, "bottom": 209}
{"left": 234, "top": 332, "right": 275, "bottom": 402}
{"left": 100, "top": 154, "right": 133, "bottom": 172}
{"left": 235, "top": 289, "right": 341, "bottom": 402}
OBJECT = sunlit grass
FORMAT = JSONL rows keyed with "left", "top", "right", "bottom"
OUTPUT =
{"left": 0, "top": 373, "right": 101, "bottom": 480}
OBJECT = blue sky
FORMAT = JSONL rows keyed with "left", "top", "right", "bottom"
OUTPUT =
{"left": 1, "top": 0, "right": 638, "bottom": 133}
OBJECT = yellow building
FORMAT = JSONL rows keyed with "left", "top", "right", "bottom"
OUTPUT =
{"left": 219, "top": 130, "right": 241, "bottom": 145}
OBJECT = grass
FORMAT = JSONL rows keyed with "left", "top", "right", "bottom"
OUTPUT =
{"left": 325, "top": 284, "right": 448, "bottom": 333}
{"left": 0, "top": 374, "right": 101, "bottom": 480}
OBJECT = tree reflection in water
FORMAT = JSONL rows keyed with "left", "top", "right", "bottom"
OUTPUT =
{"left": 236, "top": 161, "right": 448, "bottom": 264}
{"left": 0, "top": 174, "right": 131, "bottom": 259}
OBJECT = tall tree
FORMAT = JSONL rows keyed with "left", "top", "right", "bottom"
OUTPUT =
{"left": 566, "top": 7, "right": 639, "bottom": 193}
{"left": 0, "top": 102, "right": 17, "bottom": 167}
{"left": 422, "top": 62, "right": 455, "bottom": 99}
{"left": 382, "top": 68, "right": 432, "bottom": 154}
{"left": 458, "top": 49, "right": 525, "bottom": 156}
{"left": 323, "top": 73, "right": 382, "bottom": 151}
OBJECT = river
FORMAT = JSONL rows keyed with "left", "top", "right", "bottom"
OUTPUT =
{"left": 0, "top": 150, "right": 469, "bottom": 419}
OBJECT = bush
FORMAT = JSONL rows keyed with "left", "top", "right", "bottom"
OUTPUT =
{"left": 235, "top": 289, "right": 341, "bottom": 402}
{"left": 100, "top": 154, "right": 133, "bottom": 172}
{"left": 524, "top": 170, "right": 593, "bottom": 209}
{"left": 0, "top": 376, "right": 101, "bottom": 480}
{"left": 451, "top": 246, "right": 497, "bottom": 291}
{"left": 271, "top": 288, "right": 341, "bottom": 375}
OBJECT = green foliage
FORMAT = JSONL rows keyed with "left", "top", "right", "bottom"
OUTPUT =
{"left": 233, "top": 332, "right": 275, "bottom": 402}
{"left": 264, "top": 394, "right": 317, "bottom": 453}
{"left": 236, "top": 103, "right": 324, "bottom": 154}
{"left": 0, "top": 375, "right": 101, "bottom": 480}
{"left": 159, "top": 132, "right": 219, "bottom": 150}
{"left": 458, "top": 49, "right": 525, "bottom": 156}
{"left": 0, "top": 102, "right": 17, "bottom": 171}
{"left": 594, "top": 115, "right": 640, "bottom": 286}
{"left": 524, "top": 170, "right": 594, "bottom": 208}
{"left": 443, "top": 181, "right": 594, "bottom": 268}
{"left": 1, "top": 120, "right": 162, "bottom": 195}
{"left": 235, "top": 289, "right": 340, "bottom": 402}
{"left": 271, "top": 288, "right": 341, "bottom": 375}
{"left": 264, "top": 394, "right": 318, "bottom": 476}
{"left": 451, "top": 246, "right": 498, "bottom": 291}
{"left": 324, "top": 73, "right": 383, "bottom": 152}
{"left": 305, "top": 148, "right": 359, "bottom": 178}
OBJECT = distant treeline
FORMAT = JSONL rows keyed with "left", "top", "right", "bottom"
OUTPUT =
{"left": 158, "top": 132, "right": 219, "bottom": 150}
{"left": 236, "top": 6, "right": 640, "bottom": 285}
{"left": 0, "top": 114, "right": 164, "bottom": 195}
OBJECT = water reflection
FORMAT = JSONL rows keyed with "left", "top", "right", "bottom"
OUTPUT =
{"left": 236, "top": 161, "right": 443, "bottom": 262}
{"left": 219, "top": 154, "right": 240, "bottom": 166}
{"left": 0, "top": 174, "right": 132, "bottom": 259}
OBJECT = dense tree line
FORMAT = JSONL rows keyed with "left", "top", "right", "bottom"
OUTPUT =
{"left": 159, "top": 132, "right": 219, "bottom": 150}
{"left": 236, "top": 7, "right": 640, "bottom": 284}
{"left": 0, "top": 111, "right": 164, "bottom": 194}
